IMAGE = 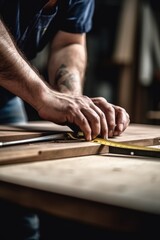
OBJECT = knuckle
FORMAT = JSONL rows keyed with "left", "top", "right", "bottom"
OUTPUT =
{"left": 67, "top": 103, "right": 76, "bottom": 113}
{"left": 83, "top": 95, "right": 89, "bottom": 100}
{"left": 93, "top": 115, "right": 100, "bottom": 124}
{"left": 107, "top": 105, "right": 115, "bottom": 114}
{"left": 119, "top": 107, "right": 126, "bottom": 114}
{"left": 82, "top": 95, "right": 90, "bottom": 103}
{"left": 99, "top": 111, "right": 105, "bottom": 119}
{"left": 76, "top": 96, "right": 92, "bottom": 108}
{"left": 92, "top": 96, "right": 108, "bottom": 105}
{"left": 116, "top": 106, "right": 127, "bottom": 115}
{"left": 96, "top": 96, "right": 106, "bottom": 102}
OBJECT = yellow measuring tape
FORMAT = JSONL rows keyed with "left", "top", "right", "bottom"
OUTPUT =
{"left": 92, "top": 138, "right": 160, "bottom": 158}
{"left": 68, "top": 132, "right": 160, "bottom": 159}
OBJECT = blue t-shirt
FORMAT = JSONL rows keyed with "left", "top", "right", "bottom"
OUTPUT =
{"left": 0, "top": 0, "right": 95, "bottom": 107}
{"left": 0, "top": 0, "right": 94, "bottom": 59}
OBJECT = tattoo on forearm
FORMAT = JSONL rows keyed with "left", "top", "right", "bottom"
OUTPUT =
{"left": 55, "top": 64, "right": 76, "bottom": 92}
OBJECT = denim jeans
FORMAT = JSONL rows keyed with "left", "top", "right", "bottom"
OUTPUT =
{"left": 0, "top": 97, "right": 40, "bottom": 240}
{"left": 0, "top": 97, "right": 28, "bottom": 124}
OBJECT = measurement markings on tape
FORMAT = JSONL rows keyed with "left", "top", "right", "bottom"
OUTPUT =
{"left": 67, "top": 132, "right": 160, "bottom": 158}
{"left": 92, "top": 138, "right": 160, "bottom": 158}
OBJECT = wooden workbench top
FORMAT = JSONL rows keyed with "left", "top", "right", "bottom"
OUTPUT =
{"left": 1, "top": 154, "right": 160, "bottom": 213}
{"left": 0, "top": 122, "right": 160, "bottom": 232}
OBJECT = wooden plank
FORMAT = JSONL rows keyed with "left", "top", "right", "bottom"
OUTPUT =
{"left": 0, "top": 141, "right": 108, "bottom": 165}
{"left": 0, "top": 121, "right": 71, "bottom": 132}
{"left": 1, "top": 122, "right": 159, "bottom": 145}
{"left": 113, "top": 0, "right": 138, "bottom": 65}
{"left": 147, "top": 111, "right": 160, "bottom": 120}
{"left": 0, "top": 126, "right": 46, "bottom": 141}
{"left": 112, "top": 0, "right": 139, "bottom": 119}
{"left": 1, "top": 154, "right": 160, "bottom": 231}
{"left": 114, "top": 123, "right": 160, "bottom": 146}
{"left": 0, "top": 123, "right": 159, "bottom": 165}
{"left": 0, "top": 122, "right": 71, "bottom": 141}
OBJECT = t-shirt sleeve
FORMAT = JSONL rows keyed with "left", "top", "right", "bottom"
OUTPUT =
{"left": 58, "top": 0, "right": 95, "bottom": 33}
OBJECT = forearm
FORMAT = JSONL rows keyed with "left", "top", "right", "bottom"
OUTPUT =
{"left": 48, "top": 33, "right": 87, "bottom": 95}
{"left": 0, "top": 19, "right": 49, "bottom": 111}
{"left": 0, "top": 21, "right": 130, "bottom": 140}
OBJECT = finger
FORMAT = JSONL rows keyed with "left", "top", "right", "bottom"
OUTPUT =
{"left": 91, "top": 97, "right": 116, "bottom": 138}
{"left": 66, "top": 109, "right": 92, "bottom": 141}
{"left": 90, "top": 103, "right": 108, "bottom": 139}
{"left": 65, "top": 96, "right": 102, "bottom": 140}
{"left": 105, "top": 106, "right": 116, "bottom": 138}
{"left": 112, "top": 105, "right": 130, "bottom": 136}
{"left": 81, "top": 107, "right": 101, "bottom": 139}
{"left": 73, "top": 96, "right": 103, "bottom": 139}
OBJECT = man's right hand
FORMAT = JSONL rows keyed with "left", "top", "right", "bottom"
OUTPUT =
{"left": 38, "top": 90, "right": 130, "bottom": 141}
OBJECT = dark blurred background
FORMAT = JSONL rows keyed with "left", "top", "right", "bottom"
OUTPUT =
{"left": 25, "top": 0, "right": 160, "bottom": 125}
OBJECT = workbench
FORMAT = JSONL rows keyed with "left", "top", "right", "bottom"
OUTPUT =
{"left": 0, "top": 122, "right": 160, "bottom": 238}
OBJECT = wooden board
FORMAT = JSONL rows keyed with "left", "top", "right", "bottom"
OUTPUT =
{"left": 0, "top": 122, "right": 159, "bottom": 165}
{"left": 0, "top": 123, "right": 160, "bottom": 233}
{"left": 1, "top": 154, "right": 160, "bottom": 232}
{"left": 0, "top": 121, "right": 71, "bottom": 141}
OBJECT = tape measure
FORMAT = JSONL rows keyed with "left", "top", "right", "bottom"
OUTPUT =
{"left": 68, "top": 133, "right": 160, "bottom": 159}
{"left": 92, "top": 138, "right": 160, "bottom": 159}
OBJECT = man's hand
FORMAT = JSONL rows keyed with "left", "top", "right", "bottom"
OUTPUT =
{"left": 38, "top": 91, "right": 130, "bottom": 141}
{"left": 91, "top": 97, "right": 130, "bottom": 138}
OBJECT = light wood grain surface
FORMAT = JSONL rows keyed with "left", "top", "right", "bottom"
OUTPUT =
{"left": 0, "top": 123, "right": 159, "bottom": 165}
{"left": 0, "top": 123, "right": 160, "bottom": 232}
